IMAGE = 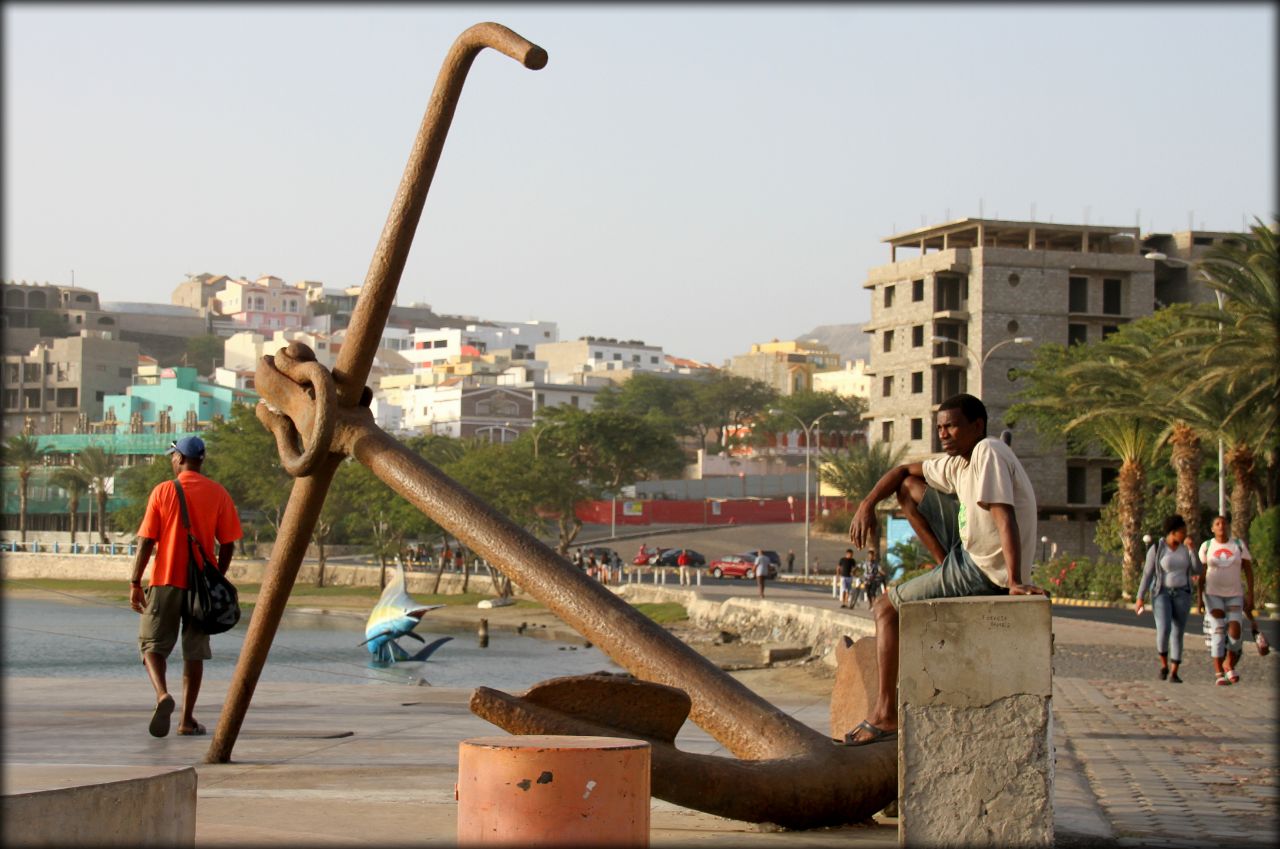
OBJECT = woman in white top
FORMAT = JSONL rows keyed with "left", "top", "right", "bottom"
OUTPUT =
{"left": 1197, "top": 515, "right": 1255, "bottom": 685}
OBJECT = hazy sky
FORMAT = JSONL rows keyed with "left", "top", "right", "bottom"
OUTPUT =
{"left": 4, "top": 4, "right": 1274, "bottom": 364}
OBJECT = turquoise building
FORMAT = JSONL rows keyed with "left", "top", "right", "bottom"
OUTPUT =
{"left": 103, "top": 366, "right": 256, "bottom": 426}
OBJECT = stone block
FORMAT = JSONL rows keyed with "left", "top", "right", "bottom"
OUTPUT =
{"left": 2, "top": 764, "right": 197, "bottom": 846}
{"left": 898, "top": 595, "right": 1052, "bottom": 848}
{"left": 829, "top": 635, "right": 878, "bottom": 741}
{"left": 760, "top": 644, "right": 810, "bottom": 664}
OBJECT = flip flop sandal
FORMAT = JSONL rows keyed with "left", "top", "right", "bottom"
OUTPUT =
{"left": 1215, "top": 674, "right": 1232, "bottom": 686}
{"left": 177, "top": 723, "right": 207, "bottom": 736}
{"left": 149, "top": 695, "right": 175, "bottom": 738}
{"left": 1227, "top": 670, "right": 1240, "bottom": 683}
{"left": 834, "top": 720, "right": 897, "bottom": 747}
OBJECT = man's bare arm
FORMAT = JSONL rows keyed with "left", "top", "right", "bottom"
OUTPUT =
{"left": 129, "top": 538, "right": 156, "bottom": 613}
{"left": 987, "top": 503, "right": 1045, "bottom": 595}
{"left": 848, "top": 462, "right": 925, "bottom": 550}
{"left": 217, "top": 541, "right": 235, "bottom": 574}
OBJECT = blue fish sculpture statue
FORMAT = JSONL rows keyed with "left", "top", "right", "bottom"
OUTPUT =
{"left": 360, "top": 561, "right": 451, "bottom": 667}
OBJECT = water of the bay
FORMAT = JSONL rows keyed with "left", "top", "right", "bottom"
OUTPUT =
{"left": 3, "top": 593, "right": 621, "bottom": 689}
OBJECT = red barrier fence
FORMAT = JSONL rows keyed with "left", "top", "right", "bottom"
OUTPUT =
{"left": 575, "top": 497, "right": 853, "bottom": 527}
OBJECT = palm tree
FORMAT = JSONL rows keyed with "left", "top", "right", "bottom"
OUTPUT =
{"left": 1010, "top": 336, "right": 1167, "bottom": 599}
{"left": 76, "top": 446, "right": 118, "bottom": 544}
{"left": 1179, "top": 384, "right": 1273, "bottom": 543}
{"left": 49, "top": 465, "right": 90, "bottom": 547}
{"left": 819, "top": 441, "right": 909, "bottom": 504}
{"left": 2, "top": 434, "right": 49, "bottom": 544}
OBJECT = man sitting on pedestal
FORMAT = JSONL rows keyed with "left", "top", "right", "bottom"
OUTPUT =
{"left": 839, "top": 393, "right": 1045, "bottom": 746}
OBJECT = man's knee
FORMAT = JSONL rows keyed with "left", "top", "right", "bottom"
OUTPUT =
{"left": 897, "top": 475, "right": 928, "bottom": 509}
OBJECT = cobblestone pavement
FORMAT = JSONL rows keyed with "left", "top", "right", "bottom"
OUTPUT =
{"left": 1054, "top": 675, "right": 1279, "bottom": 848}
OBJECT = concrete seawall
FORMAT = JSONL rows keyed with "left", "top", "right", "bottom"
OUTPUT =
{"left": 0, "top": 553, "right": 526, "bottom": 599}
{"left": 616, "top": 584, "right": 875, "bottom": 662}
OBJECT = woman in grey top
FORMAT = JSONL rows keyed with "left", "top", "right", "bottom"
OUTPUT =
{"left": 1135, "top": 515, "right": 1201, "bottom": 683}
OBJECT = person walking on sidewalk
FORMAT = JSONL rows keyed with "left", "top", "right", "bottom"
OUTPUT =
{"left": 1197, "top": 515, "right": 1255, "bottom": 685}
{"left": 837, "top": 549, "right": 857, "bottom": 608}
{"left": 841, "top": 394, "right": 1044, "bottom": 747}
{"left": 753, "top": 550, "right": 770, "bottom": 598}
{"left": 786, "top": 549, "right": 795, "bottom": 573}
{"left": 677, "top": 549, "right": 692, "bottom": 586}
{"left": 128, "top": 436, "right": 242, "bottom": 738}
{"left": 1135, "top": 514, "right": 1200, "bottom": 684}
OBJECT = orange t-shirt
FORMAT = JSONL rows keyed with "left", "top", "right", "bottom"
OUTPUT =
{"left": 137, "top": 471, "right": 243, "bottom": 589}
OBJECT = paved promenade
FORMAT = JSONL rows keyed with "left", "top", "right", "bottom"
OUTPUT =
{"left": 4, "top": 584, "right": 1277, "bottom": 846}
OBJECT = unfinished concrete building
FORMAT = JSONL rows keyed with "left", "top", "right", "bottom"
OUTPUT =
{"left": 862, "top": 218, "right": 1232, "bottom": 556}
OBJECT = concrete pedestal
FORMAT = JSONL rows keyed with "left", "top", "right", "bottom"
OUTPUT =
{"left": 898, "top": 595, "right": 1052, "bottom": 848}
{"left": 457, "top": 735, "right": 650, "bottom": 847}
{"left": 1, "top": 764, "right": 196, "bottom": 847}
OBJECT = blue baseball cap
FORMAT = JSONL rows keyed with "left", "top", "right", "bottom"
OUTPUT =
{"left": 167, "top": 435, "right": 206, "bottom": 460}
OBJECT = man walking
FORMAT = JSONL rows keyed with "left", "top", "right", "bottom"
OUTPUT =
{"left": 677, "top": 549, "right": 691, "bottom": 586}
{"left": 839, "top": 395, "right": 1044, "bottom": 746}
{"left": 129, "top": 436, "right": 241, "bottom": 738}
{"left": 786, "top": 549, "right": 795, "bottom": 573}
{"left": 837, "top": 548, "right": 857, "bottom": 608}
{"left": 754, "top": 550, "right": 770, "bottom": 598}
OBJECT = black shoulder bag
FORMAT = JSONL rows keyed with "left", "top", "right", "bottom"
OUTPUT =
{"left": 173, "top": 480, "right": 241, "bottom": 635}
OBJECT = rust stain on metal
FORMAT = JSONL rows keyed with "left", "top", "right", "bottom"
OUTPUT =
{"left": 203, "top": 21, "right": 896, "bottom": 829}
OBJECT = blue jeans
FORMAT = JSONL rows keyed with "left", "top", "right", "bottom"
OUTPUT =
{"left": 888, "top": 488, "right": 1006, "bottom": 609}
{"left": 1153, "top": 587, "right": 1193, "bottom": 663}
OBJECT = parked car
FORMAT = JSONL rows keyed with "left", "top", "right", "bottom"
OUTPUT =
{"left": 707, "top": 553, "right": 778, "bottom": 580}
{"left": 632, "top": 547, "right": 666, "bottom": 565}
{"left": 653, "top": 548, "right": 706, "bottom": 568}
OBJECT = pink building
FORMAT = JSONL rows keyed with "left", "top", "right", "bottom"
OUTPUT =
{"left": 212, "top": 275, "right": 310, "bottom": 332}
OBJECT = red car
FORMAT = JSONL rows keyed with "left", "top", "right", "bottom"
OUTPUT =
{"left": 707, "top": 554, "right": 777, "bottom": 580}
{"left": 632, "top": 546, "right": 666, "bottom": 565}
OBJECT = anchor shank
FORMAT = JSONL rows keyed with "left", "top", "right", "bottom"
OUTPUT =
{"left": 347, "top": 419, "right": 822, "bottom": 760}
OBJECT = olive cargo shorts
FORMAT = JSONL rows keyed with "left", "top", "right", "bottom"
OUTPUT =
{"left": 138, "top": 585, "right": 211, "bottom": 661}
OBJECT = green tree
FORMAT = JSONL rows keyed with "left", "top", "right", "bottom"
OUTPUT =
{"left": 2, "top": 434, "right": 49, "bottom": 543}
{"left": 593, "top": 372, "right": 699, "bottom": 440}
{"left": 339, "top": 459, "right": 434, "bottom": 588}
{"left": 692, "top": 372, "right": 779, "bottom": 453}
{"left": 112, "top": 456, "right": 176, "bottom": 536}
{"left": 538, "top": 406, "right": 686, "bottom": 491}
{"left": 1010, "top": 335, "right": 1167, "bottom": 599}
{"left": 76, "top": 446, "right": 119, "bottom": 544}
{"left": 819, "top": 441, "right": 909, "bottom": 504}
{"left": 203, "top": 404, "right": 292, "bottom": 535}
{"left": 49, "top": 465, "right": 90, "bottom": 546}
{"left": 183, "top": 334, "right": 224, "bottom": 375}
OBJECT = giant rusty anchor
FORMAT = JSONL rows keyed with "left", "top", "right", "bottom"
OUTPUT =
{"left": 205, "top": 22, "right": 895, "bottom": 828}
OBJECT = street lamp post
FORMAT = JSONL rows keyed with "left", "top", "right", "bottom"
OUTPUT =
{"left": 1145, "top": 251, "right": 1226, "bottom": 516}
{"left": 768, "top": 408, "right": 849, "bottom": 578}
{"left": 930, "top": 335, "right": 1034, "bottom": 393}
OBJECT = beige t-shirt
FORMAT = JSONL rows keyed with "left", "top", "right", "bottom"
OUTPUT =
{"left": 921, "top": 437, "right": 1038, "bottom": 587}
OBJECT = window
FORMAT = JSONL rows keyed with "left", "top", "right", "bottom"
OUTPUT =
{"left": 650, "top": 356, "right": 658, "bottom": 364}
{"left": 1101, "top": 325, "right": 1119, "bottom": 340}
{"left": 1068, "top": 324, "right": 1088, "bottom": 346}
{"left": 1100, "top": 467, "right": 1118, "bottom": 501}
{"left": 4, "top": 363, "right": 18, "bottom": 383}
{"left": 23, "top": 388, "right": 40, "bottom": 409}
{"left": 1102, "top": 278, "right": 1123, "bottom": 315}
{"left": 883, "top": 330, "right": 894, "bottom": 353}
{"left": 3, "top": 389, "right": 17, "bottom": 409}
{"left": 884, "top": 285, "right": 895, "bottom": 308}
{"left": 912, "top": 279, "right": 924, "bottom": 302}
{"left": 55, "top": 388, "right": 77, "bottom": 407}
{"left": 1067, "top": 466, "right": 1087, "bottom": 504}
{"left": 593, "top": 351, "right": 603, "bottom": 359}
{"left": 1068, "top": 276, "right": 1088, "bottom": 312}
{"left": 912, "top": 325, "right": 924, "bottom": 347}
{"left": 911, "top": 371, "right": 923, "bottom": 394}
{"left": 23, "top": 363, "right": 41, "bottom": 381}
{"left": 881, "top": 420, "right": 894, "bottom": 442}
{"left": 570, "top": 395, "right": 580, "bottom": 407}
{"left": 910, "top": 418, "right": 923, "bottom": 441}
{"left": 881, "top": 375, "right": 893, "bottom": 397}
{"left": 632, "top": 354, "right": 640, "bottom": 363}
{"left": 612, "top": 353, "right": 621, "bottom": 361}
{"left": 432, "top": 340, "right": 447, "bottom": 349}
{"left": 95, "top": 391, "right": 105, "bottom": 402}
{"left": 118, "top": 367, "right": 132, "bottom": 378}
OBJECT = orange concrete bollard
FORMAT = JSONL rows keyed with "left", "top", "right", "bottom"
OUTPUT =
{"left": 457, "top": 735, "right": 650, "bottom": 847}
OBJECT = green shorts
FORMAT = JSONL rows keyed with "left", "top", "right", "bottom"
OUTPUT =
{"left": 887, "top": 488, "right": 1007, "bottom": 609}
{"left": 138, "top": 584, "right": 211, "bottom": 661}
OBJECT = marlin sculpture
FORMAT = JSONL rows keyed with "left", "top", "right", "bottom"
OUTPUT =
{"left": 360, "top": 561, "right": 451, "bottom": 667}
